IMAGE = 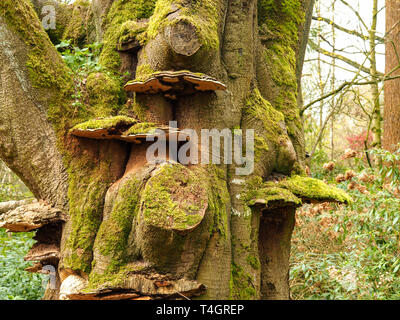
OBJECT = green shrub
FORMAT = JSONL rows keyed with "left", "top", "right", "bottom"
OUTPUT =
{"left": 0, "top": 166, "right": 46, "bottom": 300}
{"left": 0, "top": 229, "right": 47, "bottom": 300}
{"left": 290, "top": 147, "right": 400, "bottom": 299}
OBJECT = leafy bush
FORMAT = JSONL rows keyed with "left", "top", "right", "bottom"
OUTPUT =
{"left": 290, "top": 147, "right": 400, "bottom": 299}
{"left": 55, "top": 40, "right": 126, "bottom": 112}
{"left": 55, "top": 40, "right": 103, "bottom": 76}
{"left": 0, "top": 163, "right": 46, "bottom": 300}
{"left": 0, "top": 230, "right": 46, "bottom": 300}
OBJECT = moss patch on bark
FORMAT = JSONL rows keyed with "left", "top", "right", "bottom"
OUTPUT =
{"left": 143, "top": 0, "right": 221, "bottom": 49}
{"left": 230, "top": 263, "right": 257, "bottom": 300}
{"left": 63, "top": 156, "right": 114, "bottom": 273}
{"left": 71, "top": 115, "right": 137, "bottom": 131}
{"left": 84, "top": 72, "right": 126, "bottom": 117}
{"left": 242, "top": 175, "right": 351, "bottom": 209}
{"left": 62, "top": 0, "right": 94, "bottom": 46}
{"left": 99, "top": 0, "right": 157, "bottom": 71}
{"left": 140, "top": 163, "right": 208, "bottom": 231}
{"left": 93, "top": 176, "right": 143, "bottom": 272}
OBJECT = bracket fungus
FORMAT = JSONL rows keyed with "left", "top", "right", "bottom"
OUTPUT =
{"left": 245, "top": 175, "right": 352, "bottom": 213}
{"left": 24, "top": 243, "right": 60, "bottom": 265}
{"left": 70, "top": 116, "right": 137, "bottom": 140}
{"left": 61, "top": 273, "right": 206, "bottom": 300}
{"left": 0, "top": 200, "right": 64, "bottom": 272}
{"left": 120, "top": 123, "right": 184, "bottom": 144}
{"left": 0, "top": 201, "right": 66, "bottom": 232}
{"left": 124, "top": 70, "right": 227, "bottom": 96}
{"left": 71, "top": 118, "right": 188, "bottom": 145}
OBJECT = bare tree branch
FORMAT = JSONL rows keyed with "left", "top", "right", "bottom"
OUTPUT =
{"left": 308, "top": 39, "right": 384, "bottom": 76}
{"left": 312, "top": 16, "right": 385, "bottom": 43}
{"left": 301, "top": 75, "right": 400, "bottom": 114}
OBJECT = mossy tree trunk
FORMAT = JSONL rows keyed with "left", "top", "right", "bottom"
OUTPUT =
{"left": 0, "top": 0, "right": 319, "bottom": 300}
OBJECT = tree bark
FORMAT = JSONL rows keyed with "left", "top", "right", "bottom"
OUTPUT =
{"left": 384, "top": 0, "right": 400, "bottom": 152}
{"left": 0, "top": 0, "right": 353, "bottom": 301}
{"left": 369, "top": 0, "right": 382, "bottom": 168}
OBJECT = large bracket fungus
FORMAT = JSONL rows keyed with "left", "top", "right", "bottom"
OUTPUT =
{"left": 0, "top": 200, "right": 65, "bottom": 291}
{"left": 124, "top": 70, "right": 227, "bottom": 96}
{"left": 70, "top": 117, "right": 186, "bottom": 144}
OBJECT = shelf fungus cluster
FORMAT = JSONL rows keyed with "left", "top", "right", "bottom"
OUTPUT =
{"left": 0, "top": 200, "right": 65, "bottom": 278}
{"left": 70, "top": 117, "right": 185, "bottom": 144}
{"left": 60, "top": 67, "right": 228, "bottom": 299}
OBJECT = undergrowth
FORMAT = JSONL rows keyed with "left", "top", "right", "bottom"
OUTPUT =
{"left": 290, "top": 146, "right": 400, "bottom": 299}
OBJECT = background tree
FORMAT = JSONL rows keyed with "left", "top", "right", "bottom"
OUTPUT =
{"left": 0, "top": 0, "right": 350, "bottom": 300}
{"left": 384, "top": 0, "right": 400, "bottom": 152}
{"left": 302, "top": 0, "right": 387, "bottom": 168}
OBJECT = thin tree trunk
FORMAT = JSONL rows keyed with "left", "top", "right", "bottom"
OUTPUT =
{"left": 369, "top": 0, "right": 382, "bottom": 167}
{"left": 330, "top": 0, "right": 336, "bottom": 161}
{"left": 384, "top": 0, "right": 400, "bottom": 152}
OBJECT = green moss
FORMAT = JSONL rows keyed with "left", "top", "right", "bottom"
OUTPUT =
{"left": 244, "top": 89, "right": 286, "bottom": 145}
{"left": 254, "top": 134, "right": 269, "bottom": 160}
{"left": 142, "top": 0, "right": 221, "bottom": 49}
{"left": 258, "top": 0, "right": 304, "bottom": 143}
{"left": 263, "top": 41, "right": 301, "bottom": 134}
{"left": 258, "top": 0, "right": 304, "bottom": 47}
{"left": 116, "top": 20, "right": 147, "bottom": 46}
{"left": 62, "top": 0, "right": 91, "bottom": 46}
{"left": 277, "top": 175, "right": 352, "bottom": 204}
{"left": 206, "top": 166, "right": 230, "bottom": 237}
{"left": 63, "top": 155, "right": 114, "bottom": 273}
{"left": 130, "top": 98, "right": 148, "bottom": 122}
{"left": 43, "top": 2, "right": 73, "bottom": 45}
{"left": 141, "top": 163, "right": 208, "bottom": 231}
{"left": 246, "top": 255, "right": 261, "bottom": 270}
{"left": 291, "top": 161, "right": 307, "bottom": 176}
{"left": 71, "top": 115, "right": 136, "bottom": 131}
{"left": 123, "top": 122, "right": 158, "bottom": 135}
{"left": 242, "top": 176, "right": 300, "bottom": 207}
{"left": 93, "top": 176, "right": 142, "bottom": 272}
{"left": 0, "top": 1, "right": 73, "bottom": 90}
{"left": 230, "top": 263, "right": 257, "bottom": 300}
{"left": 134, "top": 64, "right": 156, "bottom": 81}
{"left": 242, "top": 174, "right": 351, "bottom": 210}
{"left": 84, "top": 72, "right": 125, "bottom": 118}
{"left": 247, "top": 186, "right": 301, "bottom": 207}
{"left": 99, "top": 0, "right": 157, "bottom": 71}
{"left": 265, "top": 43, "right": 296, "bottom": 88}
{"left": 86, "top": 263, "right": 147, "bottom": 291}
{"left": 0, "top": 1, "right": 84, "bottom": 138}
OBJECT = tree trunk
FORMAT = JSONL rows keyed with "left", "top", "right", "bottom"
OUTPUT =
{"left": 369, "top": 0, "right": 382, "bottom": 167}
{"left": 384, "top": 0, "right": 400, "bottom": 152}
{"left": 0, "top": 0, "right": 349, "bottom": 300}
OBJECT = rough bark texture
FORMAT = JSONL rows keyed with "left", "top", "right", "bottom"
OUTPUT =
{"left": 384, "top": 0, "right": 400, "bottom": 152}
{"left": 0, "top": 9, "right": 69, "bottom": 209}
{"left": 0, "top": 0, "right": 351, "bottom": 300}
